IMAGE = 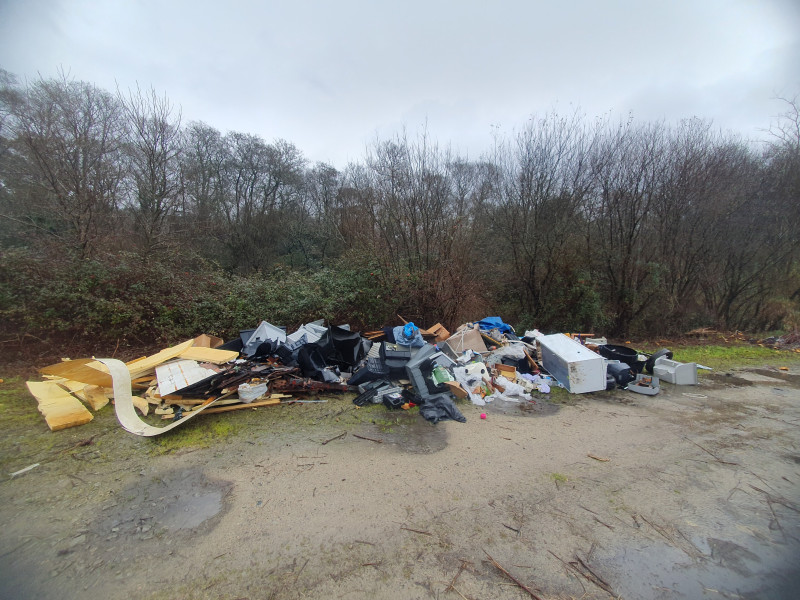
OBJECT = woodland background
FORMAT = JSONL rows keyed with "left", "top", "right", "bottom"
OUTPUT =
{"left": 1, "top": 68, "right": 798, "bottom": 348}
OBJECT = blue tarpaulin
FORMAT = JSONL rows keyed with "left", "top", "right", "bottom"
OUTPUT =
{"left": 477, "top": 317, "right": 514, "bottom": 334}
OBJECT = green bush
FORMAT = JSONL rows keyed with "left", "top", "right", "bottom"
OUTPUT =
{"left": 0, "top": 248, "right": 398, "bottom": 347}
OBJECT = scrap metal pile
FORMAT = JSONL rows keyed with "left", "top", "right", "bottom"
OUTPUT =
{"left": 25, "top": 317, "right": 701, "bottom": 435}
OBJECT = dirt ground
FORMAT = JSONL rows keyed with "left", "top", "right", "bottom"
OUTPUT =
{"left": 1, "top": 364, "right": 799, "bottom": 600}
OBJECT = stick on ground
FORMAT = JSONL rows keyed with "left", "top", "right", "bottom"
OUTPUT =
{"left": 321, "top": 431, "right": 347, "bottom": 445}
{"left": 483, "top": 549, "right": 544, "bottom": 600}
{"left": 353, "top": 433, "right": 383, "bottom": 444}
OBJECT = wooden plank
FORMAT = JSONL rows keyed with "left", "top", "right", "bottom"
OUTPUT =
{"left": 126, "top": 339, "right": 195, "bottom": 377}
{"left": 198, "top": 398, "right": 281, "bottom": 415}
{"left": 178, "top": 346, "right": 239, "bottom": 364}
{"left": 443, "top": 380, "right": 468, "bottom": 399}
{"left": 73, "top": 384, "right": 110, "bottom": 411}
{"left": 26, "top": 381, "right": 93, "bottom": 431}
{"left": 174, "top": 394, "right": 290, "bottom": 405}
{"left": 39, "top": 359, "right": 112, "bottom": 388}
{"left": 496, "top": 364, "right": 517, "bottom": 379}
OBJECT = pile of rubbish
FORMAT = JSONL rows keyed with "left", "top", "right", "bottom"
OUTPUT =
{"left": 24, "top": 317, "right": 705, "bottom": 435}
{"left": 758, "top": 331, "right": 800, "bottom": 351}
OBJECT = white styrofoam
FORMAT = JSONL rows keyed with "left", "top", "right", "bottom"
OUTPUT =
{"left": 538, "top": 334, "right": 606, "bottom": 394}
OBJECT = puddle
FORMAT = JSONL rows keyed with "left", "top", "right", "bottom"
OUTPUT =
{"left": 374, "top": 413, "right": 449, "bottom": 454}
{"left": 96, "top": 467, "right": 232, "bottom": 539}
{"left": 784, "top": 453, "right": 800, "bottom": 464}
{"left": 751, "top": 369, "right": 800, "bottom": 386}
{"left": 736, "top": 372, "right": 790, "bottom": 384}
{"left": 707, "top": 373, "right": 754, "bottom": 387}
{"left": 606, "top": 535, "right": 800, "bottom": 599}
{"left": 485, "top": 398, "right": 560, "bottom": 417}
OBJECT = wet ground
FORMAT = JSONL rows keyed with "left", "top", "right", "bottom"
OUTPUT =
{"left": 1, "top": 365, "right": 799, "bottom": 599}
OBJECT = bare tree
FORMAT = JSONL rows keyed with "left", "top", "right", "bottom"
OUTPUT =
{"left": 118, "top": 84, "right": 183, "bottom": 254}
{"left": 216, "top": 133, "right": 305, "bottom": 272}
{"left": 7, "top": 72, "right": 125, "bottom": 256}
{"left": 490, "top": 111, "right": 597, "bottom": 329}
{"left": 586, "top": 119, "right": 670, "bottom": 335}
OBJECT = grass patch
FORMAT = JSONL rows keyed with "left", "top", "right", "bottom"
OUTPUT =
{"left": 667, "top": 345, "right": 800, "bottom": 371}
{"left": 0, "top": 377, "right": 45, "bottom": 429}
{"left": 550, "top": 472, "right": 568, "bottom": 483}
{"left": 150, "top": 417, "right": 239, "bottom": 455}
{"left": 545, "top": 386, "right": 573, "bottom": 404}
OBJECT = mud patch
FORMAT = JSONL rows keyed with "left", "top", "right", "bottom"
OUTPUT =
{"left": 95, "top": 467, "right": 232, "bottom": 540}
{"left": 751, "top": 368, "right": 800, "bottom": 386}
{"left": 708, "top": 537, "right": 761, "bottom": 576}
{"left": 376, "top": 417, "right": 449, "bottom": 454}
{"left": 707, "top": 373, "right": 755, "bottom": 387}
{"left": 485, "top": 398, "right": 560, "bottom": 417}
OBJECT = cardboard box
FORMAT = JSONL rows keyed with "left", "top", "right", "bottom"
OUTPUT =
{"left": 444, "top": 327, "right": 488, "bottom": 356}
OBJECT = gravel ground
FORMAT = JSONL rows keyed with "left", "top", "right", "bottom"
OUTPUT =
{"left": 1, "top": 365, "right": 799, "bottom": 599}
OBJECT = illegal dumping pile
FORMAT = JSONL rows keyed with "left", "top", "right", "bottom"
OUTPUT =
{"left": 24, "top": 317, "right": 703, "bottom": 435}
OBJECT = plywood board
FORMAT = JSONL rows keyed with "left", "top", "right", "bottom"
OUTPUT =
{"left": 39, "top": 359, "right": 112, "bottom": 388}
{"left": 26, "top": 381, "right": 94, "bottom": 431}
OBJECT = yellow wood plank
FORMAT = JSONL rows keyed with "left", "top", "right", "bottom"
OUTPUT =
{"left": 199, "top": 398, "right": 281, "bottom": 414}
{"left": 26, "top": 381, "right": 93, "bottom": 431}
{"left": 178, "top": 346, "right": 239, "bottom": 364}
{"left": 39, "top": 359, "right": 112, "bottom": 388}
{"left": 82, "top": 385, "right": 110, "bottom": 411}
{"left": 126, "top": 339, "right": 195, "bottom": 377}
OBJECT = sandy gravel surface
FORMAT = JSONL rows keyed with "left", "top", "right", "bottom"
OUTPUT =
{"left": 1, "top": 366, "right": 799, "bottom": 599}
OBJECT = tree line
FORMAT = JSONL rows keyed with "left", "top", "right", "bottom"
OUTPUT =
{"left": 1, "top": 68, "right": 798, "bottom": 342}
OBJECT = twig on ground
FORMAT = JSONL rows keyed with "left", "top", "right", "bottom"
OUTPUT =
{"left": 639, "top": 515, "right": 674, "bottom": 544}
{"left": 353, "top": 433, "right": 383, "bottom": 444}
{"left": 547, "top": 550, "right": 587, "bottom": 593}
{"left": 483, "top": 549, "right": 544, "bottom": 600}
{"left": 593, "top": 516, "right": 615, "bottom": 530}
{"left": 574, "top": 555, "right": 615, "bottom": 596}
{"left": 587, "top": 453, "right": 610, "bottom": 462}
{"left": 401, "top": 526, "right": 433, "bottom": 536}
{"left": 320, "top": 431, "right": 346, "bottom": 445}
{"left": 682, "top": 436, "right": 738, "bottom": 465}
{"left": 294, "top": 557, "right": 309, "bottom": 583}
{"left": 446, "top": 559, "right": 469, "bottom": 594}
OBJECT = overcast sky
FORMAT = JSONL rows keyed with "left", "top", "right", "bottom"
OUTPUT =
{"left": 1, "top": 0, "right": 799, "bottom": 168}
